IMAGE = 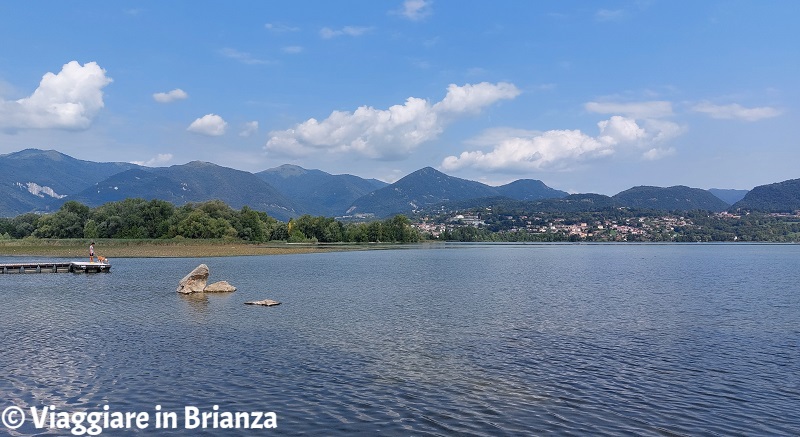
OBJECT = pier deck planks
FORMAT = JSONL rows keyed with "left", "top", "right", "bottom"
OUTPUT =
{"left": 0, "top": 261, "right": 111, "bottom": 274}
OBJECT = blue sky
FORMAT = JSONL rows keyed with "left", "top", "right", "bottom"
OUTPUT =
{"left": 0, "top": 1, "right": 797, "bottom": 194}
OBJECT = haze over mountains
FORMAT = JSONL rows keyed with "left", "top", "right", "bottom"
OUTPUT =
{"left": 1, "top": 149, "right": 798, "bottom": 219}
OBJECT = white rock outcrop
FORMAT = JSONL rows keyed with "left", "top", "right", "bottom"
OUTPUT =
{"left": 204, "top": 281, "right": 237, "bottom": 293}
{"left": 177, "top": 264, "right": 209, "bottom": 294}
{"left": 177, "top": 264, "right": 238, "bottom": 294}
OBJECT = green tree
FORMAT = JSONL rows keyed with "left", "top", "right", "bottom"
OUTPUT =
{"left": 83, "top": 219, "right": 100, "bottom": 239}
{"left": 33, "top": 201, "right": 90, "bottom": 238}
{"left": 237, "top": 206, "right": 266, "bottom": 242}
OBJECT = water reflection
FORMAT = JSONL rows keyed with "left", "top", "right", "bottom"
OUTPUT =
{"left": 179, "top": 292, "right": 210, "bottom": 317}
{"left": 1, "top": 246, "right": 799, "bottom": 435}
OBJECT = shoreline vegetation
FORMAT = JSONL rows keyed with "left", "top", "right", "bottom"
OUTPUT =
{"left": 0, "top": 238, "right": 390, "bottom": 258}
{"left": 3, "top": 198, "right": 800, "bottom": 247}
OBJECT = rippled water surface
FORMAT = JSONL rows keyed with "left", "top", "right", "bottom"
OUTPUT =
{"left": 2, "top": 244, "right": 799, "bottom": 435}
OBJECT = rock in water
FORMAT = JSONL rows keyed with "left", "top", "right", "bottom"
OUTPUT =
{"left": 177, "top": 264, "right": 209, "bottom": 294}
{"left": 245, "top": 299, "right": 281, "bottom": 306}
{"left": 204, "top": 281, "right": 237, "bottom": 293}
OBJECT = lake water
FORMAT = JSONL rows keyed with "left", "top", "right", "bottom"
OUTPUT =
{"left": 1, "top": 243, "right": 799, "bottom": 436}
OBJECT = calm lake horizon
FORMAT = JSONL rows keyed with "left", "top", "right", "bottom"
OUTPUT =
{"left": 2, "top": 243, "right": 799, "bottom": 435}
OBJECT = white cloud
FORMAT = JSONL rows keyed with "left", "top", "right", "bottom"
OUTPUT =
{"left": 153, "top": 88, "right": 188, "bottom": 103}
{"left": 641, "top": 118, "right": 685, "bottom": 143}
{"left": 0, "top": 61, "right": 112, "bottom": 131}
{"left": 463, "top": 127, "right": 544, "bottom": 147}
{"left": 320, "top": 26, "right": 372, "bottom": 39}
{"left": 597, "top": 115, "right": 647, "bottom": 145}
{"left": 691, "top": 101, "right": 781, "bottom": 121}
{"left": 585, "top": 100, "right": 673, "bottom": 118}
{"left": 187, "top": 114, "right": 227, "bottom": 136}
{"left": 642, "top": 147, "right": 676, "bottom": 161}
{"left": 131, "top": 153, "right": 173, "bottom": 166}
{"left": 442, "top": 115, "right": 676, "bottom": 172}
{"left": 398, "top": 0, "right": 432, "bottom": 21}
{"left": 433, "top": 82, "right": 520, "bottom": 114}
{"left": 265, "top": 82, "right": 519, "bottom": 160}
{"left": 239, "top": 121, "right": 259, "bottom": 137}
{"left": 219, "top": 48, "right": 269, "bottom": 65}
{"left": 442, "top": 129, "right": 613, "bottom": 172}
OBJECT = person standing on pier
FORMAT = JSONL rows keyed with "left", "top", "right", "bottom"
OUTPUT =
{"left": 89, "top": 241, "right": 95, "bottom": 263}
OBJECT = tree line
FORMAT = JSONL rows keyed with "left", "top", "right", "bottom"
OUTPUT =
{"left": 0, "top": 199, "right": 420, "bottom": 243}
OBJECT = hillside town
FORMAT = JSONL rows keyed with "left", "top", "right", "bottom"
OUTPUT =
{"left": 413, "top": 209, "right": 800, "bottom": 242}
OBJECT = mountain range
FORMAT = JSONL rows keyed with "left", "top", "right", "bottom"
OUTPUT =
{"left": 2, "top": 148, "right": 798, "bottom": 219}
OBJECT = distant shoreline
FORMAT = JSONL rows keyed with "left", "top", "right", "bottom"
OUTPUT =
{"left": 0, "top": 239, "right": 387, "bottom": 258}
{"left": 2, "top": 239, "right": 795, "bottom": 259}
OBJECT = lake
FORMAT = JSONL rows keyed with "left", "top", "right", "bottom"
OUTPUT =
{"left": 1, "top": 243, "right": 799, "bottom": 435}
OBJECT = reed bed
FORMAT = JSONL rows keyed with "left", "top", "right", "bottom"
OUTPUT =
{"left": 0, "top": 239, "right": 371, "bottom": 258}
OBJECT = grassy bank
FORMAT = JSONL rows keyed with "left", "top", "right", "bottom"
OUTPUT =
{"left": 0, "top": 238, "right": 376, "bottom": 258}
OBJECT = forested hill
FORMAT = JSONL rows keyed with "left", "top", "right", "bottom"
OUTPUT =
{"left": 731, "top": 178, "right": 800, "bottom": 212}
{"left": 495, "top": 179, "right": 569, "bottom": 201}
{"left": 71, "top": 162, "right": 298, "bottom": 221}
{"left": 257, "top": 164, "right": 387, "bottom": 217}
{"left": 346, "top": 167, "right": 567, "bottom": 218}
{"left": 612, "top": 186, "right": 730, "bottom": 212}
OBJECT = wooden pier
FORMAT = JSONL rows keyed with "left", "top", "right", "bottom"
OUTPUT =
{"left": 0, "top": 261, "right": 111, "bottom": 274}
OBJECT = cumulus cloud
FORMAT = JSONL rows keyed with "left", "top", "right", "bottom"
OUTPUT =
{"left": 187, "top": 114, "right": 227, "bottom": 136}
{"left": 320, "top": 26, "right": 372, "bottom": 39}
{"left": 433, "top": 82, "right": 520, "bottom": 114}
{"left": 691, "top": 101, "right": 781, "bottom": 121}
{"left": 397, "top": 0, "right": 433, "bottom": 21}
{"left": 131, "top": 153, "right": 173, "bottom": 166}
{"left": 0, "top": 61, "right": 112, "bottom": 131}
{"left": 597, "top": 115, "right": 647, "bottom": 144}
{"left": 442, "top": 128, "right": 615, "bottom": 172}
{"left": 239, "top": 121, "right": 259, "bottom": 137}
{"left": 442, "top": 114, "right": 679, "bottom": 172}
{"left": 265, "top": 82, "right": 519, "bottom": 160}
{"left": 641, "top": 118, "right": 685, "bottom": 144}
{"left": 585, "top": 100, "right": 673, "bottom": 118}
{"left": 153, "top": 88, "right": 188, "bottom": 103}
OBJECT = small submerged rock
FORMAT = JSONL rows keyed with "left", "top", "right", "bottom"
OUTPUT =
{"left": 245, "top": 299, "right": 281, "bottom": 307}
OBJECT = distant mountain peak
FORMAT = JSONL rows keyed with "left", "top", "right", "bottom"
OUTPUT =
{"left": 262, "top": 164, "right": 312, "bottom": 178}
{"left": 347, "top": 166, "right": 565, "bottom": 217}
{"left": 181, "top": 160, "right": 217, "bottom": 168}
{"left": 411, "top": 166, "right": 443, "bottom": 177}
{"left": 5, "top": 148, "right": 70, "bottom": 161}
